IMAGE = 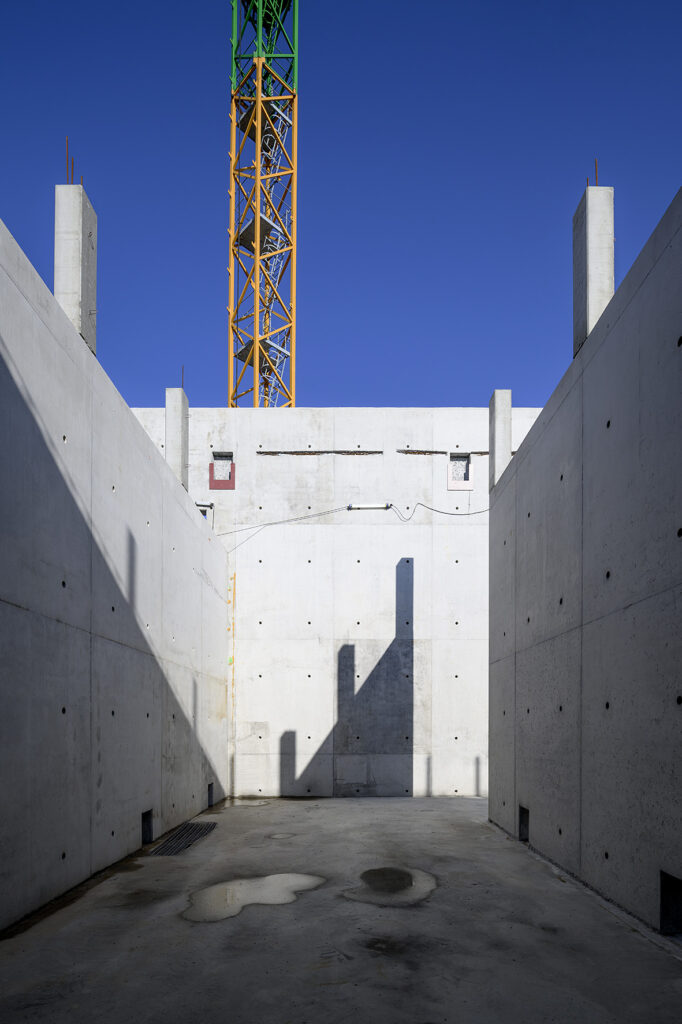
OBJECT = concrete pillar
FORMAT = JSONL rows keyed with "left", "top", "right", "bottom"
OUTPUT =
{"left": 54, "top": 185, "right": 97, "bottom": 354}
{"left": 573, "top": 186, "right": 614, "bottom": 357}
{"left": 165, "top": 388, "right": 189, "bottom": 491}
{"left": 489, "top": 389, "right": 512, "bottom": 491}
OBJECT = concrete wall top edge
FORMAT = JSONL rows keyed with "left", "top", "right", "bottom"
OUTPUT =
{"left": 577, "top": 186, "right": 682, "bottom": 368}
{"left": 491, "top": 186, "right": 682, "bottom": 500}
{"left": 0, "top": 217, "right": 84, "bottom": 368}
{"left": 133, "top": 406, "right": 543, "bottom": 415}
{"left": 0, "top": 218, "right": 211, "bottom": 543}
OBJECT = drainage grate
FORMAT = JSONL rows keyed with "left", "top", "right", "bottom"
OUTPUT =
{"left": 150, "top": 821, "right": 216, "bottom": 856}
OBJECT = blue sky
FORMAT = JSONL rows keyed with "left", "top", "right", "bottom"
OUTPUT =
{"left": 0, "top": 0, "right": 679, "bottom": 410}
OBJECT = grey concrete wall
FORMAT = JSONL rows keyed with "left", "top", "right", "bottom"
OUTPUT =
{"left": 165, "top": 387, "right": 189, "bottom": 490}
{"left": 572, "top": 186, "right": 614, "bottom": 358}
{"left": 54, "top": 185, "right": 97, "bottom": 354}
{"left": 489, "top": 389, "right": 512, "bottom": 489}
{"left": 0, "top": 218, "right": 230, "bottom": 930}
{"left": 489, "top": 189, "right": 682, "bottom": 930}
{"left": 134, "top": 405, "right": 540, "bottom": 799}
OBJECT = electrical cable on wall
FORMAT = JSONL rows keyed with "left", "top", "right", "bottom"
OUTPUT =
{"left": 216, "top": 502, "right": 490, "bottom": 554}
{"left": 217, "top": 506, "right": 348, "bottom": 553}
{"left": 389, "top": 502, "right": 489, "bottom": 523}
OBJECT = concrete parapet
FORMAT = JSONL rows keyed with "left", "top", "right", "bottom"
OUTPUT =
{"left": 165, "top": 387, "right": 189, "bottom": 491}
{"left": 489, "top": 389, "right": 512, "bottom": 491}
{"left": 573, "top": 185, "right": 614, "bottom": 357}
{"left": 54, "top": 185, "right": 97, "bottom": 354}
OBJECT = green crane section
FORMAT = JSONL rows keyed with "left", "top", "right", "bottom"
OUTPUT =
{"left": 231, "top": 0, "right": 298, "bottom": 92}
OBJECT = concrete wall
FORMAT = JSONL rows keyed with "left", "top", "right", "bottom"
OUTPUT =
{"left": 134, "top": 405, "right": 540, "bottom": 799}
{"left": 0, "top": 218, "right": 230, "bottom": 930}
{"left": 573, "top": 186, "right": 614, "bottom": 357}
{"left": 54, "top": 185, "right": 97, "bottom": 354}
{"left": 489, "top": 189, "right": 682, "bottom": 930}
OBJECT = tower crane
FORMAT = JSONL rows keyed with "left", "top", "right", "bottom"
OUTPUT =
{"left": 228, "top": 0, "right": 298, "bottom": 407}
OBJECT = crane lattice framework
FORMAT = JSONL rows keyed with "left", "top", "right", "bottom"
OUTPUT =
{"left": 228, "top": 0, "right": 298, "bottom": 408}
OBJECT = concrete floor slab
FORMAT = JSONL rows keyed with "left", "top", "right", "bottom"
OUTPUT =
{"left": 1, "top": 799, "right": 680, "bottom": 1023}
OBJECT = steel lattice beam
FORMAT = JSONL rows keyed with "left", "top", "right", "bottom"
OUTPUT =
{"left": 228, "top": 0, "right": 298, "bottom": 408}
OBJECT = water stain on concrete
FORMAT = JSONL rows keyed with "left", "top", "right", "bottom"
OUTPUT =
{"left": 108, "top": 888, "right": 175, "bottom": 909}
{"left": 366, "top": 935, "right": 409, "bottom": 956}
{"left": 318, "top": 947, "right": 354, "bottom": 964}
{"left": 362, "top": 867, "right": 413, "bottom": 893}
{"left": 343, "top": 866, "right": 436, "bottom": 907}
{"left": 362, "top": 933, "right": 451, "bottom": 978}
{"left": 182, "top": 873, "right": 325, "bottom": 922}
{"left": 270, "top": 832, "right": 295, "bottom": 839}
{"left": 0, "top": 856, "right": 143, "bottom": 940}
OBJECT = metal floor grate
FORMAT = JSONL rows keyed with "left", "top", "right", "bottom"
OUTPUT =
{"left": 150, "top": 821, "right": 217, "bottom": 856}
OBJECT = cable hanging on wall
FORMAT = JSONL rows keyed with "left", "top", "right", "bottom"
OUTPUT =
{"left": 389, "top": 502, "right": 489, "bottom": 523}
{"left": 216, "top": 501, "right": 490, "bottom": 553}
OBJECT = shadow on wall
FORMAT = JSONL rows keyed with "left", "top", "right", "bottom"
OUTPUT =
{"left": 280, "top": 558, "right": 414, "bottom": 797}
{"left": 0, "top": 350, "right": 225, "bottom": 929}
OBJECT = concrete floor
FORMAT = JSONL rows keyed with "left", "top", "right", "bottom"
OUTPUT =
{"left": 1, "top": 799, "right": 681, "bottom": 1023}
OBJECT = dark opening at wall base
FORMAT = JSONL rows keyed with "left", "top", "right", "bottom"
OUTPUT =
{"left": 660, "top": 870, "right": 682, "bottom": 935}
{"left": 519, "top": 805, "right": 529, "bottom": 843}
{"left": 141, "top": 809, "right": 153, "bottom": 846}
{"left": 207, "top": 782, "right": 214, "bottom": 807}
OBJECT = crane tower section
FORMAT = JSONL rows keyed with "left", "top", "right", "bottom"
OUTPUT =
{"left": 228, "top": 0, "right": 298, "bottom": 408}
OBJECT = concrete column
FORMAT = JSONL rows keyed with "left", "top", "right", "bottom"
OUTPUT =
{"left": 54, "top": 185, "right": 97, "bottom": 354}
{"left": 489, "top": 389, "right": 512, "bottom": 491}
{"left": 573, "top": 186, "right": 614, "bottom": 357}
{"left": 165, "top": 388, "right": 189, "bottom": 491}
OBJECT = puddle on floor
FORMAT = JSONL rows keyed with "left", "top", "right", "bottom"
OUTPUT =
{"left": 343, "top": 866, "right": 437, "bottom": 907}
{"left": 182, "top": 873, "right": 325, "bottom": 922}
{"left": 362, "top": 868, "right": 413, "bottom": 893}
{"left": 270, "top": 833, "right": 295, "bottom": 840}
